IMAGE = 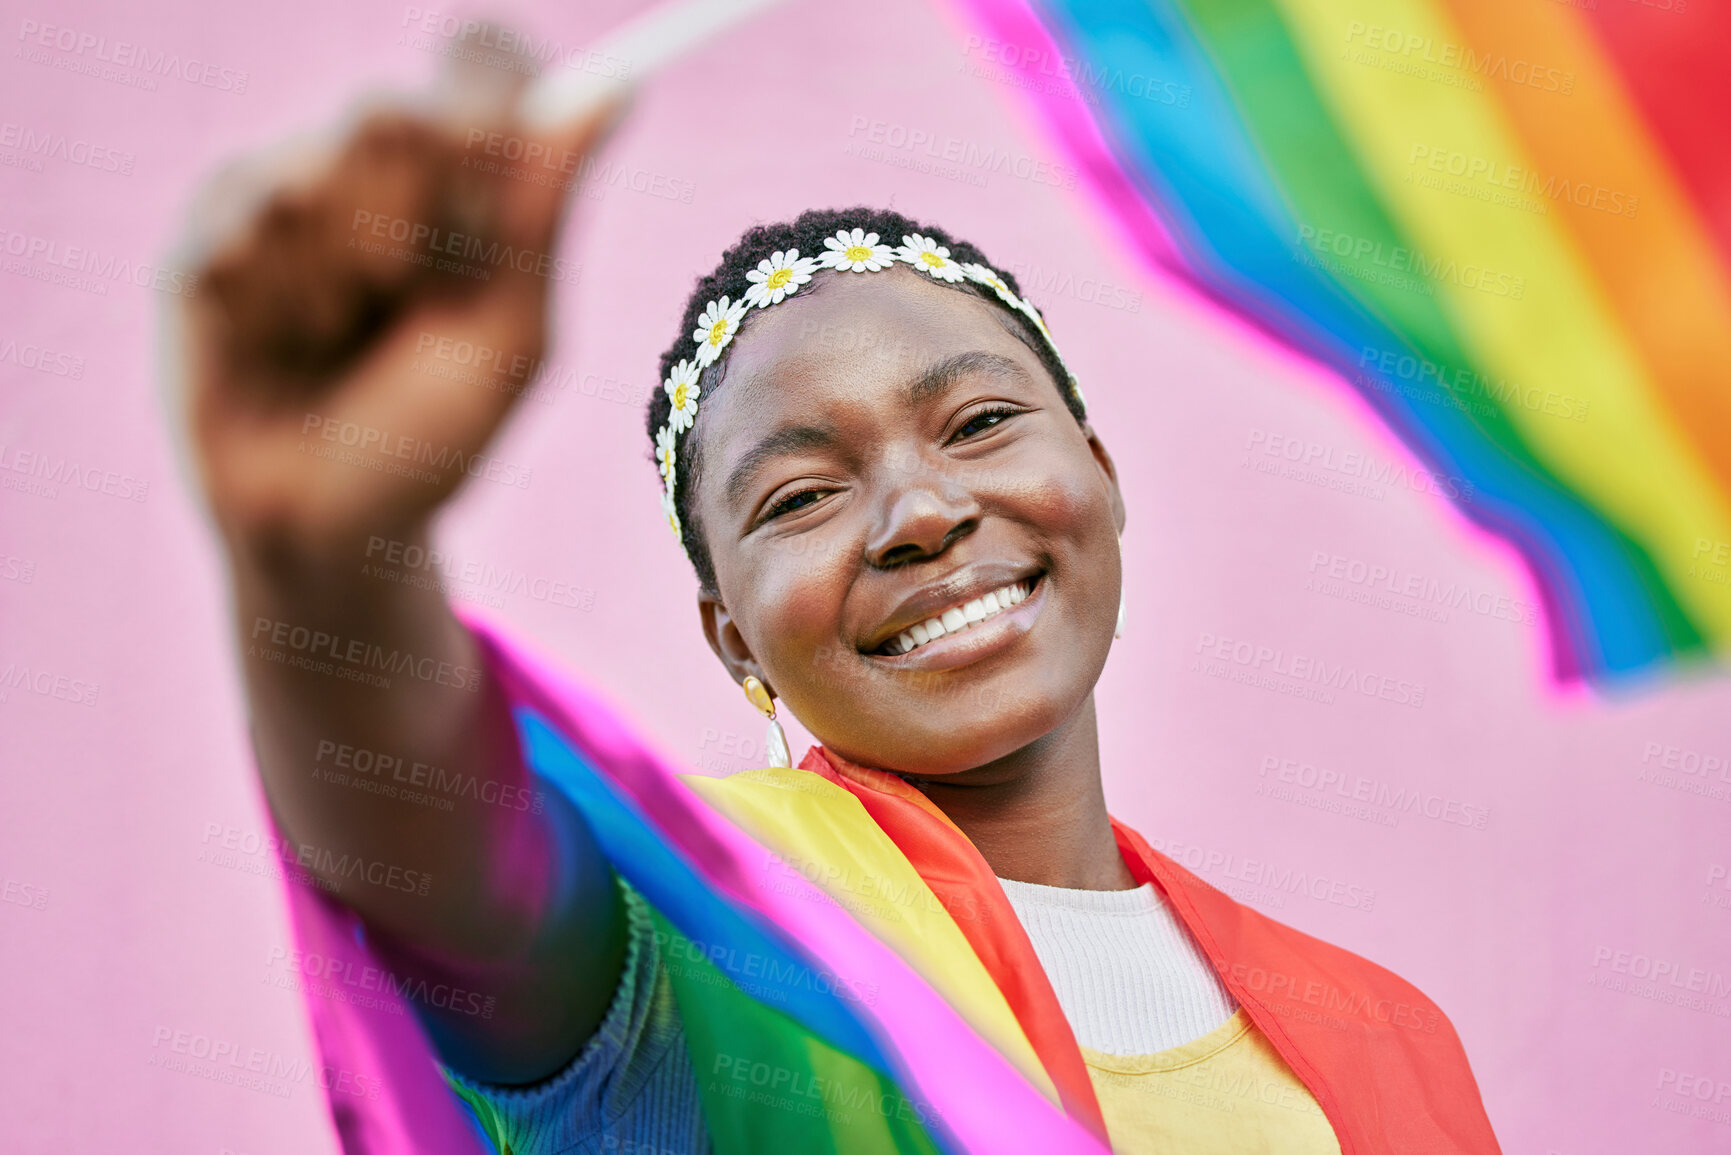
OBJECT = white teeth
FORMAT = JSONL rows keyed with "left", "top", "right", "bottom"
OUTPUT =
{"left": 881, "top": 579, "right": 1036, "bottom": 657}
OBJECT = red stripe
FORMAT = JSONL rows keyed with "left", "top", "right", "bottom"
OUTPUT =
{"left": 799, "top": 748, "right": 1110, "bottom": 1146}
{"left": 1114, "top": 822, "right": 1502, "bottom": 1155}
{"left": 800, "top": 747, "right": 1499, "bottom": 1152}
{"left": 1583, "top": 1, "right": 1731, "bottom": 269}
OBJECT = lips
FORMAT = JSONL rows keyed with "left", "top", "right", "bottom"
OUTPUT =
{"left": 862, "top": 567, "right": 1044, "bottom": 656}
{"left": 879, "top": 579, "right": 1033, "bottom": 655}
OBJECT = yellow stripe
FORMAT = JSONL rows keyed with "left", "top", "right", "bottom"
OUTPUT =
{"left": 1445, "top": 0, "right": 1731, "bottom": 584}
{"left": 1271, "top": 0, "right": 1731, "bottom": 639}
{"left": 681, "top": 769, "right": 1060, "bottom": 1104}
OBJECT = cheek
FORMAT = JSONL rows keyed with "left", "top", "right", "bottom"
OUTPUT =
{"left": 1002, "top": 452, "right": 1112, "bottom": 545}
{"left": 728, "top": 540, "right": 854, "bottom": 680}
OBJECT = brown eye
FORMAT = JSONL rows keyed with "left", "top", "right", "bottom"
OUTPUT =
{"left": 767, "top": 488, "right": 823, "bottom": 519}
{"left": 954, "top": 406, "right": 1020, "bottom": 440}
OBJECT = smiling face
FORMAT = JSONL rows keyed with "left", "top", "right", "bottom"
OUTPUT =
{"left": 690, "top": 265, "right": 1125, "bottom": 776}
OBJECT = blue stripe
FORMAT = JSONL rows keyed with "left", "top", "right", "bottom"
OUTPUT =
{"left": 516, "top": 710, "right": 901, "bottom": 1076}
{"left": 1032, "top": 0, "right": 1673, "bottom": 677}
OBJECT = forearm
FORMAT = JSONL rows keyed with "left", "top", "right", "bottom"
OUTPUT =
{"left": 226, "top": 523, "right": 627, "bottom": 1080}
{"left": 227, "top": 520, "right": 598, "bottom": 958}
{"left": 183, "top": 85, "right": 635, "bottom": 1083}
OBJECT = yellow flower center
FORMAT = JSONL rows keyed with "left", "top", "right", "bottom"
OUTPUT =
{"left": 919, "top": 251, "right": 946, "bottom": 269}
{"left": 846, "top": 244, "right": 872, "bottom": 262}
{"left": 766, "top": 268, "right": 793, "bottom": 290}
{"left": 672, "top": 383, "right": 689, "bottom": 409}
{"left": 708, "top": 320, "right": 729, "bottom": 345}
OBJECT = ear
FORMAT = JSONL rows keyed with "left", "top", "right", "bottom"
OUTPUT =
{"left": 1083, "top": 423, "right": 1127, "bottom": 535}
{"left": 698, "top": 590, "right": 773, "bottom": 695}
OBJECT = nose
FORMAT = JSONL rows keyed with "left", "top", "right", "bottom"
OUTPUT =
{"left": 864, "top": 453, "right": 980, "bottom": 570}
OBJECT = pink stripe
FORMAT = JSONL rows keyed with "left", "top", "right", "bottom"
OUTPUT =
{"left": 938, "top": 0, "right": 1575, "bottom": 689}
{"left": 937, "top": 0, "right": 1352, "bottom": 391}
{"left": 942, "top": 0, "right": 1183, "bottom": 273}
{"left": 934, "top": 0, "right": 1370, "bottom": 439}
{"left": 467, "top": 612, "right": 1110, "bottom": 1154}
{"left": 281, "top": 879, "right": 488, "bottom": 1154}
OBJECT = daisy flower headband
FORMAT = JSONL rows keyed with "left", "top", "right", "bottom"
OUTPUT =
{"left": 655, "top": 228, "right": 1085, "bottom": 541}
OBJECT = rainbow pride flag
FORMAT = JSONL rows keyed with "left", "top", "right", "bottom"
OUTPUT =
{"left": 279, "top": 616, "right": 1110, "bottom": 1154}
{"left": 951, "top": 0, "right": 1731, "bottom": 687}
{"left": 281, "top": 616, "right": 1495, "bottom": 1153}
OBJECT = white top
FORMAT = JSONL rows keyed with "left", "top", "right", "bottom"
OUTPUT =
{"left": 998, "top": 876, "right": 1239, "bottom": 1057}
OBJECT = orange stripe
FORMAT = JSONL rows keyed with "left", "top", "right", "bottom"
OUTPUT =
{"left": 1440, "top": 0, "right": 1731, "bottom": 501}
{"left": 801, "top": 747, "right": 1109, "bottom": 1146}
{"left": 1113, "top": 822, "right": 1502, "bottom": 1155}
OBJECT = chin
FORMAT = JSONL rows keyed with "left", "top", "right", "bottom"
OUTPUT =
{"left": 854, "top": 677, "right": 1084, "bottom": 776}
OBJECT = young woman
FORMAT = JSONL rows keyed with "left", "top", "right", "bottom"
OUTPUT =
{"left": 183, "top": 77, "right": 1500, "bottom": 1155}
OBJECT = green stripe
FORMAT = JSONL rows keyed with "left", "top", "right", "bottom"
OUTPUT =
{"left": 650, "top": 910, "right": 946, "bottom": 1155}
{"left": 442, "top": 1067, "right": 515, "bottom": 1154}
{"left": 1172, "top": 0, "right": 1705, "bottom": 655}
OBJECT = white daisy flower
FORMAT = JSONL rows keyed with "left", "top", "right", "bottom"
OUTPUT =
{"left": 896, "top": 233, "right": 966, "bottom": 283}
{"left": 995, "top": 291, "right": 1075, "bottom": 396}
{"left": 664, "top": 359, "right": 702, "bottom": 434}
{"left": 961, "top": 261, "right": 1020, "bottom": 309}
{"left": 743, "top": 249, "right": 817, "bottom": 308}
{"left": 692, "top": 296, "right": 748, "bottom": 367}
{"left": 655, "top": 425, "right": 678, "bottom": 482}
{"left": 1019, "top": 298, "right": 1057, "bottom": 344}
{"left": 818, "top": 228, "right": 895, "bottom": 273}
{"left": 661, "top": 487, "right": 683, "bottom": 539}
{"left": 1025, "top": 307, "right": 1073, "bottom": 381}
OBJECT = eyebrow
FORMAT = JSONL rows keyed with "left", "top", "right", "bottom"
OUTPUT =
{"left": 906, "top": 350, "right": 1031, "bottom": 406}
{"left": 723, "top": 350, "right": 1033, "bottom": 508}
{"left": 724, "top": 423, "right": 838, "bottom": 507}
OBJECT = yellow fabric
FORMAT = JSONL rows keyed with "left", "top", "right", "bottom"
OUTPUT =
{"left": 1274, "top": 0, "right": 1731, "bottom": 638}
{"left": 687, "top": 769, "right": 1340, "bottom": 1151}
{"left": 680, "top": 768, "right": 1061, "bottom": 1104}
{"left": 1084, "top": 1009, "right": 1340, "bottom": 1155}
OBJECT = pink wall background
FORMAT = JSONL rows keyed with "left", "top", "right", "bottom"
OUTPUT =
{"left": 2, "top": 0, "right": 1727, "bottom": 1151}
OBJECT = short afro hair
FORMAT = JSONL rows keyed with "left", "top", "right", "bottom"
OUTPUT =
{"left": 647, "top": 206, "right": 1085, "bottom": 593}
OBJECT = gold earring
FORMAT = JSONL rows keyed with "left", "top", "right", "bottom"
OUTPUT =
{"left": 743, "top": 675, "right": 791, "bottom": 768}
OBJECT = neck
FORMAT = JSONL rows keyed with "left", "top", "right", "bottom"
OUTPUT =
{"left": 901, "top": 695, "right": 1137, "bottom": 891}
